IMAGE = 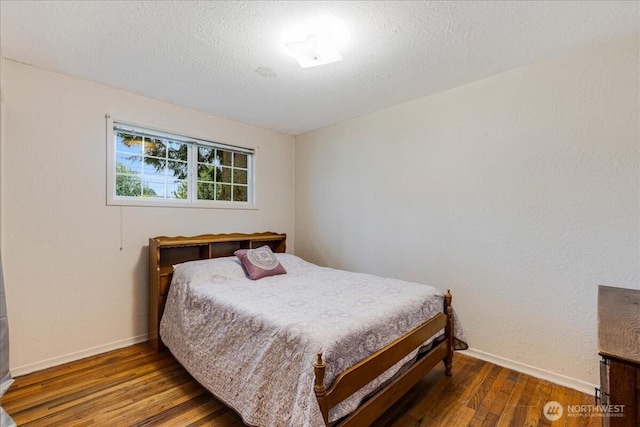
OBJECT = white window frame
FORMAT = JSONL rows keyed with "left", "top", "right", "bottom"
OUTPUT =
{"left": 106, "top": 117, "right": 257, "bottom": 209}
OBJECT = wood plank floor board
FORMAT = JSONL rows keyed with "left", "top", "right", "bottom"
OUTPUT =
{"left": 524, "top": 378, "right": 555, "bottom": 427}
{"left": 467, "top": 365, "right": 512, "bottom": 426}
{"left": 11, "top": 365, "right": 191, "bottom": 424}
{"left": 4, "top": 351, "right": 177, "bottom": 413}
{"left": 9, "top": 345, "right": 156, "bottom": 390}
{"left": 4, "top": 343, "right": 597, "bottom": 426}
{"left": 466, "top": 363, "right": 503, "bottom": 412}
{"left": 408, "top": 352, "right": 483, "bottom": 423}
{"left": 129, "top": 391, "right": 216, "bottom": 427}
{"left": 495, "top": 371, "right": 528, "bottom": 425}
{"left": 505, "top": 376, "right": 538, "bottom": 427}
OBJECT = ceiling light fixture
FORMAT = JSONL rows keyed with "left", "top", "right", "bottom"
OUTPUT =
{"left": 283, "top": 17, "right": 348, "bottom": 68}
{"left": 286, "top": 34, "right": 342, "bottom": 68}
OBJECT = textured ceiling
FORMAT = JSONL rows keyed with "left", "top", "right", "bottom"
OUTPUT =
{"left": 1, "top": 1, "right": 638, "bottom": 135}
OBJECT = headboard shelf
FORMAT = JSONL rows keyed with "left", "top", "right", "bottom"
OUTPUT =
{"left": 153, "top": 232, "right": 287, "bottom": 247}
{"left": 148, "top": 232, "right": 287, "bottom": 350}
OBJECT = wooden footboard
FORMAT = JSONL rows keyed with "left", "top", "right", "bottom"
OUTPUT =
{"left": 314, "top": 290, "right": 454, "bottom": 426}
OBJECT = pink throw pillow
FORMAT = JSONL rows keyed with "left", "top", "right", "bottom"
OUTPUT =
{"left": 234, "top": 245, "right": 287, "bottom": 280}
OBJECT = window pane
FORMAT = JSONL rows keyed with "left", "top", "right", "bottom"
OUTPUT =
{"left": 143, "top": 179, "right": 166, "bottom": 198}
{"left": 198, "top": 146, "right": 215, "bottom": 163}
{"left": 233, "top": 185, "right": 248, "bottom": 202}
{"left": 116, "top": 153, "right": 143, "bottom": 174}
{"left": 168, "top": 180, "right": 188, "bottom": 199}
{"left": 116, "top": 133, "right": 142, "bottom": 154}
{"left": 144, "top": 138, "right": 167, "bottom": 158}
{"left": 234, "top": 153, "right": 247, "bottom": 168}
{"left": 197, "top": 164, "right": 216, "bottom": 182}
{"left": 116, "top": 174, "right": 142, "bottom": 197}
{"left": 233, "top": 169, "right": 247, "bottom": 184}
{"left": 168, "top": 142, "right": 188, "bottom": 162}
{"left": 218, "top": 167, "right": 232, "bottom": 183}
{"left": 217, "top": 149, "right": 232, "bottom": 166}
{"left": 197, "top": 182, "right": 216, "bottom": 200}
{"left": 143, "top": 159, "right": 166, "bottom": 178}
{"left": 217, "top": 184, "right": 232, "bottom": 201}
{"left": 167, "top": 160, "right": 188, "bottom": 180}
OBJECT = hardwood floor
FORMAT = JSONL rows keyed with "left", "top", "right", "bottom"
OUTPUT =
{"left": 3, "top": 343, "right": 596, "bottom": 426}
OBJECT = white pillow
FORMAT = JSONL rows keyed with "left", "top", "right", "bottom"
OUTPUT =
{"left": 172, "top": 256, "right": 248, "bottom": 285}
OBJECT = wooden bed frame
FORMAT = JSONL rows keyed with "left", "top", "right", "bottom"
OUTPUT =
{"left": 148, "top": 232, "right": 454, "bottom": 426}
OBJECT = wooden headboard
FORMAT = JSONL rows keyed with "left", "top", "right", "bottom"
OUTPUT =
{"left": 148, "top": 232, "right": 287, "bottom": 350}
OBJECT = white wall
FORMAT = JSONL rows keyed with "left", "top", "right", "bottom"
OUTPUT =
{"left": 2, "top": 60, "right": 295, "bottom": 373}
{"left": 295, "top": 35, "right": 639, "bottom": 390}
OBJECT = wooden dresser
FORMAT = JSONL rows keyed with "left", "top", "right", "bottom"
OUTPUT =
{"left": 598, "top": 285, "right": 640, "bottom": 427}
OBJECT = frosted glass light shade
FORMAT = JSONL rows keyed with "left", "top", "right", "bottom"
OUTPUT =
{"left": 285, "top": 35, "right": 342, "bottom": 68}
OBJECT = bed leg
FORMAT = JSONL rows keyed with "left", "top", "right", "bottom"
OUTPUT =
{"left": 444, "top": 290, "right": 454, "bottom": 376}
{"left": 314, "top": 353, "right": 329, "bottom": 426}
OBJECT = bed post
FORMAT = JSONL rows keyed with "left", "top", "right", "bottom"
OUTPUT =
{"left": 314, "top": 353, "right": 329, "bottom": 425}
{"left": 444, "top": 290, "right": 454, "bottom": 376}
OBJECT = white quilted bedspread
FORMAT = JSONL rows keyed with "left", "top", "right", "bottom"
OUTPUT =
{"left": 160, "top": 253, "right": 447, "bottom": 427}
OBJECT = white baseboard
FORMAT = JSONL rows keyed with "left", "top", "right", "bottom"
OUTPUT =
{"left": 10, "top": 334, "right": 149, "bottom": 377}
{"left": 463, "top": 347, "right": 598, "bottom": 396}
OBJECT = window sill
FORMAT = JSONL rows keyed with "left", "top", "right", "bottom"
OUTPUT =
{"left": 107, "top": 198, "right": 259, "bottom": 210}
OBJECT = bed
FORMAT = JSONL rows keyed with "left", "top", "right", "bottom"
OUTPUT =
{"left": 149, "top": 232, "right": 463, "bottom": 426}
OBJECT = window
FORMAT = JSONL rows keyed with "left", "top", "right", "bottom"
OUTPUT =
{"left": 108, "top": 121, "right": 254, "bottom": 207}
